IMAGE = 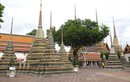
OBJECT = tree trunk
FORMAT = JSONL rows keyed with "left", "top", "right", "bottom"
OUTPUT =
{"left": 73, "top": 48, "right": 79, "bottom": 65}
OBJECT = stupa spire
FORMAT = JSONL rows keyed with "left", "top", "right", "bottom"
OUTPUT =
{"left": 112, "top": 17, "right": 119, "bottom": 45}
{"left": 74, "top": 4, "right": 77, "bottom": 20}
{"left": 47, "top": 11, "right": 55, "bottom": 47}
{"left": 10, "top": 18, "right": 13, "bottom": 40}
{"left": 50, "top": 11, "right": 52, "bottom": 29}
{"left": 59, "top": 30, "right": 66, "bottom": 53}
{"left": 113, "top": 17, "right": 117, "bottom": 38}
{"left": 36, "top": 0, "right": 44, "bottom": 38}
{"left": 61, "top": 30, "right": 64, "bottom": 44}
{"left": 38, "top": 0, "right": 42, "bottom": 29}
{"left": 95, "top": 8, "right": 98, "bottom": 25}
{"left": 49, "top": 11, "right": 53, "bottom": 36}
{"left": 95, "top": 8, "right": 100, "bottom": 32}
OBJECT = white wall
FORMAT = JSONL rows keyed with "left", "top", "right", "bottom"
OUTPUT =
{"left": 0, "top": 52, "right": 29, "bottom": 62}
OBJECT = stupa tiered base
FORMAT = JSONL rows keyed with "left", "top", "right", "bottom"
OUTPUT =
{"left": 124, "top": 62, "right": 130, "bottom": 71}
{"left": 105, "top": 47, "right": 123, "bottom": 69}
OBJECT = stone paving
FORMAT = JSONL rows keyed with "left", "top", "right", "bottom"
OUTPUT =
{"left": 0, "top": 67, "right": 130, "bottom": 82}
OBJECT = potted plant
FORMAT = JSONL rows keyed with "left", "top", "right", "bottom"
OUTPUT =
{"left": 73, "top": 60, "right": 79, "bottom": 72}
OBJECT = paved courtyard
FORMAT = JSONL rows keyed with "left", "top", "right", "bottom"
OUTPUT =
{"left": 0, "top": 67, "right": 130, "bottom": 82}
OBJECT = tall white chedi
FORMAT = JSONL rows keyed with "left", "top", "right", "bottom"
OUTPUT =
{"left": 36, "top": 0, "right": 44, "bottom": 38}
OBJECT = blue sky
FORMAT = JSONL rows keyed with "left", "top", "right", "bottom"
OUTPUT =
{"left": 1, "top": 0, "right": 130, "bottom": 49}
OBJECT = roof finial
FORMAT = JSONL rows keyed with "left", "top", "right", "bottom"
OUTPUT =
{"left": 10, "top": 18, "right": 13, "bottom": 40}
{"left": 38, "top": 0, "right": 42, "bottom": 29}
{"left": 74, "top": 4, "right": 77, "bottom": 20}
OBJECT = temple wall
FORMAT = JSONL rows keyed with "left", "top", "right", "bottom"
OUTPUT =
{"left": 0, "top": 52, "right": 28, "bottom": 62}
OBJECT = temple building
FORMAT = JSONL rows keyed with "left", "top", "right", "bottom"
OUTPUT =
{"left": 0, "top": 18, "right": 19, "bottom": 74}
{"left": 0, "top": 33, "right": 34, "bottom": 62}
{"left": 0, "top": 0, "right": 73, "bottom": 76}
{"left": 73, "top": 9, "right": 110, "bottom": 66}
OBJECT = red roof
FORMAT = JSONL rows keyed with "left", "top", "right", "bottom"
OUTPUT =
{"left": 83, "top": 52, "right": 102, "bottom": 61}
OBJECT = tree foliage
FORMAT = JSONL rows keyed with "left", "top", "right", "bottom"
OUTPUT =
{"left": 0, "top": 3, "right": 5, "bottom": 23}
{"left": 54, "top": 19, "right": 109, "bottom": 61}
{"left": 26, "top": 29, "right": 36, "bottom": 36}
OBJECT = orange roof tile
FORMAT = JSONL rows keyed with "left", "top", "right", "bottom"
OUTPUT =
{"left": 0, "top": 33, "right": 34, "bottom": 43}
{"left": 0, "top": 33, "right": 34, "bottom": 52}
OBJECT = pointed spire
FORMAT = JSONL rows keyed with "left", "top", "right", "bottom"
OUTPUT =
{"left": 49, "top": 11, "right": 53, "bottom": 36}
{"left": 47, "top": 12, "right": 55, "bottom": 46}
{"left": 50, "top": 11, "right": 52, "bottom": 29}
{"left": 95, "top": 8, "right": 98, "bottom": 25}
{"left": 74, "top": 4, "right": 77, "bottom": 20}
{"left": 112, "top": 17, "right": 119, "bottom": 45}
{"left": 36, "top": 0, "right": 44, "bottom": 38}
{"left": 59, "top": 30, "right": 66, "bottom": 53}
{"left": 61, "top": 29, "right": 64, "bottom": 44}
{"left": 113, "top": 17, "right": 117, "bottom": 38}
{"left": 10, "top": 18, "right": 13, "bottom": 40}
{"left": 38, "top": 0, "right": 42, "bottom": 29}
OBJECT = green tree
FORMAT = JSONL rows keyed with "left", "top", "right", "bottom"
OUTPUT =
{"left": 0, "top": 3, "right": 4, "bottom": 22}
{"left": 0, "top": 3, "right": 5, "bottom": 27}
{"left": 54, "top": 19, "right": 109, "bottom": 62}
{"left": 26, "top": 29, "right": 36, "bottom": 36}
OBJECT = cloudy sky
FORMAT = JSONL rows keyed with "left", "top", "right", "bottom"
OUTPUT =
{"left": 1, "top": 0, "right": 130, "bottom": 49}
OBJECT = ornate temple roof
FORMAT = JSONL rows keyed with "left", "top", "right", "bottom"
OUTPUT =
{"left": 82, "top": 52, "right": 101, "bottom": 61}
{"left": 0, "top": 33, "right": 34, "bottom": 52}
{"left": 85, "top": 42, "right": 110, "bottom": 52}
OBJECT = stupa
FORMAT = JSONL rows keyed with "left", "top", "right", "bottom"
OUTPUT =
{"left": 58, "top": 30, "right": 73, "bottom": 68}
{"left": 25, "top": 0, "right": 73, "bottom": 76}
{"left": 105, "top": 46, "right": 123, "bottom": 69}
{"left": 0, "top": 18, "right": 18, "bottom": 75}
{"left": 105, "top": 21, "right": 123, "bottom": 69}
